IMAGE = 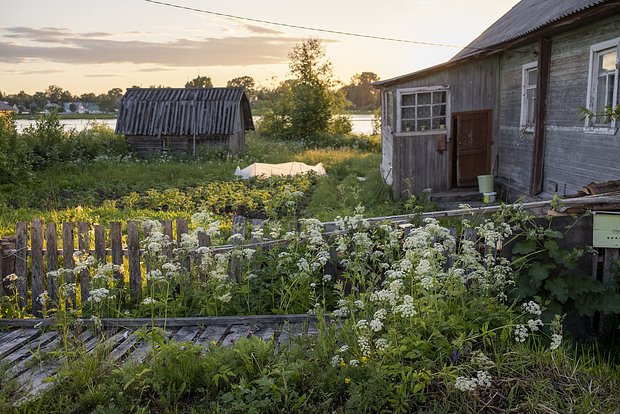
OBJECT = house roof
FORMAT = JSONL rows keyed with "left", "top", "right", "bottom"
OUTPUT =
{"left": 115, "top": 87, "right": 254, "bottom": 136}
{"left": 0, "top": 102, "right": 17, "bottom": 111}
{"left": 452, "top": 0, "right": 609, "bottom": 60}
{"left": 374, "top": 0, "right": 616, "bottom": 87}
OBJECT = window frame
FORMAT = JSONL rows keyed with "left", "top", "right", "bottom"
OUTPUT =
{"left": 585, "top": 37, "right": 619, "bottom": 132}
{"left": 382, "top": 90, "right": 394, "bottom": 133}
{"left": 520, "top": 61, "right": 538, "bottom": 132}
{"left": 396, "top": 86, "right": 450, "bottom": 136}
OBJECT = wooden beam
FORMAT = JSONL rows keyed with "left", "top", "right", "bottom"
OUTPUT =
{"left": 530, "top": 37, "right": 552, "bottom": 195}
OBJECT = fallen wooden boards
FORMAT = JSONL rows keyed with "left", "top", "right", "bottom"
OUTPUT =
{"left": 0, "top": 316, "right": 318, "bottom": 400}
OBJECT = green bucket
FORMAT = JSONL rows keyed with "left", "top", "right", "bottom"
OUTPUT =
{"left": 477, "top": 175, "right": 494, "bottom": 193}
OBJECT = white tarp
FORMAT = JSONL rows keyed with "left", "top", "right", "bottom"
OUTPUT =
{"left": 234, "top": 162, "right": 326, "bottom": 179}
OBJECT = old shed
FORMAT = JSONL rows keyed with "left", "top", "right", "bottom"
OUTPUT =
{"left": 115, "top": 88, "right": 254, "bottom": 157}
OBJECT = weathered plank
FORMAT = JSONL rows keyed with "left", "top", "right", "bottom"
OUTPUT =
{"left": 45, "top": 223, "right": 59, "bottom": 304}
{"left": 176, "top": 219, "right": 190, "bottom": 272}
{"left": 77, "top": 222, "right": 91, "bottom": 306}
{"left": 126, "top": 221, "right": 141, "bottom": 303}
{"left": 62, "top": 222, "right": 76, "bottom": 307}
{"left": 220, "top": 324, "right": 252, "bottom": 347}
{"left": 0, "top": 329, "right": 40, "bottom": 359}
{"left": 15, "top": 222, "right": 28, "bottom": 309}
{"left": 162, "top": 220, "right": 173, "bottom": 257}
{"left": 110, "top": 222, "right": 124, "bottom": 288}
{"left": 94, "top": 225, "right": 106, "bottom": 264}
{"left": 30, "top": 220, "right": 44, "bottom": 317}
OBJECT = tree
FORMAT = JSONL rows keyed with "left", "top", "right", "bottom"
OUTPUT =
{"left": 261, "top": 38, "right": 350, "bottom": 141}
{"left": 340, "top": 72, "right": 380, "bottom": 109}
{"left": 227, "top": 76, "right": 256, "bottom": 99}
{"left": 185, "top": 76, "right": 213, "bottom": 89}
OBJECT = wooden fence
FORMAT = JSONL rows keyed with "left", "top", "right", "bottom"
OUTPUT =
{"left": 1, "top": 198, "right": 618, "bottom": 318}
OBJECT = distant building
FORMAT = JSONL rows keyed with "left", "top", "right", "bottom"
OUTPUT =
{"left": 115, "top": 88, "right": 254, "bottom": 157}
{"left": 0, "top": 102, "right": 17, "bottom": 113}
{"left": 63, "top": 102, "right": 86, "bottom": 114}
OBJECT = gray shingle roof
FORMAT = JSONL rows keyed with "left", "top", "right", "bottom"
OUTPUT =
{"left": 452, "top": 0, "right": 609, "bottom": 60}
{"left": 0, "top": 102, "right": 16, "bottom": 111}
{"left": 115, "top": 88, "right": 254, "bottom": 136}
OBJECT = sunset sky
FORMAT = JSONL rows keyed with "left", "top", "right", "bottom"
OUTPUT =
{"left": 1, "top": 0, "right": 521, "bottom": 95}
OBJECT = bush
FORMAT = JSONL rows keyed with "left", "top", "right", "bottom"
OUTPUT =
{"left": 0, "top": 113, "right": 31, "bottom": 183}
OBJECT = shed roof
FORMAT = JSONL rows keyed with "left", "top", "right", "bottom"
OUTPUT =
{"left": 374, "top": 0, "right": 615, "bottom": 87}
{"left": 0, "top": 102, "right": 17, "bottom": 111}
{"left": 115, "top": 87, "right": 254, "bottom": 136}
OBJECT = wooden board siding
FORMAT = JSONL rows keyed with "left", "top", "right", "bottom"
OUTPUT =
{"left": 392, "top": 134, "right": 450, "bottom": 198}
{"left": 498, "top": 15, "right": 620, "bottom": 196}
{"left": 383, "top": 57, "right": 500, "bottom": 198}
{"left": 542, "top": 15, "right": 620, "bottom": 196}
{"left": 127, "top": 135, "right": 229, "bottom": 157}
{"left": 497, "top": 43, "right": 537, "bottom": 192}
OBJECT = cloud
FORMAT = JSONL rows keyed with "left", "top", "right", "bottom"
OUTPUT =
{"left": 1, "top": 68, "right": 62, "bottom": 75}
{"left": 84, "top": 74, "right": 123, "bottom": 77}
{"left": 137, "top": 67, "right": 177, "bottom": 72}
{"left": 239, "top": 23, "right": 283, "bottom": 35}
{"left": 0, "top": 26, "right": 304, "bottom": 67}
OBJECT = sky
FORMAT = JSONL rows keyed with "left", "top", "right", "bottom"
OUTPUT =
{"left": 1, "top": 0, "right": 521, "bottom": 96}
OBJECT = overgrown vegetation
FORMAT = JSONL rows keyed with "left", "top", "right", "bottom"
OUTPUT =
{"left": 1, "top": 208, "right": 619, "bottom": 412}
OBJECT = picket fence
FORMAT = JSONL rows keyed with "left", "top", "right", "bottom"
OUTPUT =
{"left": 1, "top": 198, "right": 618, "bottom": 318}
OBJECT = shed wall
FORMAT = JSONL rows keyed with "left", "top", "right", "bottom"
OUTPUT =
{"left": 382, "top": 57, "right": 500, "bottom": 198}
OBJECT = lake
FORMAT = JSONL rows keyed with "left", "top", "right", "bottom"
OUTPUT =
{"left": 15, "top": 114, "right": 376, "bottom": 135}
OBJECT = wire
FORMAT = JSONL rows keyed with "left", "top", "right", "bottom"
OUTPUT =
{"left": 144, "top": 0, "right": 515, "bottom": 54}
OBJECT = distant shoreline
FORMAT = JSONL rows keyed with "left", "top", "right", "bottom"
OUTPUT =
{"left": 14, "top": 113, "right": 117, "bottom": 120}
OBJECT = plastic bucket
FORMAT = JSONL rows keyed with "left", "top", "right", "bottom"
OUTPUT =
{"left": 477, "top": 175, "right": 494, "bottom": 193}
{"left": 483, "top": 192, "right": 497, "bottom": 203}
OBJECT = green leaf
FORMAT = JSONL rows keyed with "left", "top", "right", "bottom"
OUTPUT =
{"left": 564, "top": 275, "right": 606, "bottom": 294}
{"left": 529, "top": 262, "right": 552, "bottom": 283}
{"left": 544, "top": 278, "right": 569, "bottom": 303}
{"left": 512, "top": 274, "right": 540, "bottom": 300}
{"left": 543, "top": 229, "right": 564, "bottom": 239}
{"left": 512, "top": 239, "right": 537, "bottom": 255}
{"left": 544, "top": 240, "right": 564, "bottom": 262}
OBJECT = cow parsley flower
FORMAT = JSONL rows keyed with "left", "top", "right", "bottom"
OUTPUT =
{"left": 514, "top": 324, "right": 529, "bottom": 342}
{"left": 550, "top": 334, "right": 562, "bottom": 350}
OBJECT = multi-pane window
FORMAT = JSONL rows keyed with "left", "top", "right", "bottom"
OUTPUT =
{"left": 398, "top": 88, "right": 447, "bottom": 133}
{"left": 383, "top": 90, "right": 393, "bottom": 131}
{"left": 520, "top": 62, "right": 538, "bottom": 130}
{"left": 587, "top": 39, "right": 619, "bottom": 128}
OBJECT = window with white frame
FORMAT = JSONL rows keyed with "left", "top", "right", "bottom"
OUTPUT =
{"left": 383, "top": 90, "right": 393, "bottom": 131}
{"left": 397, "top": 87, "right": 448, "bottom": 133}
{"left": 586, "top": 38, "right": 619, "bottom": 127}
{"left": 520, "top": 62, "right": 538, "bottom": 131}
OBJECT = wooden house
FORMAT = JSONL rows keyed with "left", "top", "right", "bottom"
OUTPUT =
{"left": 375, "top": 0, "right": 620, "bottom": 199}
{"left": 115, "top": 88, "right": 254, "bottom": 157}
{"left": 0, "top": 102, "right": 17, "bottom": 113}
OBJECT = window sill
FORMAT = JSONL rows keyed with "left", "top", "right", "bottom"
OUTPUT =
{"left": 520, "top": 126, "right": 534, "bottom": 133}
{"left": 395, "top": 130, "right": 447, "bottom": 137}
{"left": 584, "top": 126, "right": 618, "bottom": 135}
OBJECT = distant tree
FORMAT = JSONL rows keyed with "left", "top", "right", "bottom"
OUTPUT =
{"left": 227, "top": 76, "right": 256, "bottom": 99}
{"left": 31, "top": 92, "right": 47, "bottom": 112}
{"left": 69, "top": 103, "right": 77, "bottom": 113}
{"left": 261, "top": 38, "right": 350, "bottom": 141}
{"left": 185, "top": 76, "right": 213, "bottom": 89}
{"left": 340, "top": 72, "right": 380, "bottom": 109}
{"left": 80, "top": 92, "right": 97, "bottom": 103}
{"left": 45, "top": 85, "right": 73, "bottom": 104}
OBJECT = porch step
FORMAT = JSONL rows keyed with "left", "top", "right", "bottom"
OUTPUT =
{"left": 428, "top": 188, "right": 482, "bottom": 203}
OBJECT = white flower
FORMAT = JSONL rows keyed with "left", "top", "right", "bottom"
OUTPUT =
{"left": 357, "top": 319, "right": 369, "bottom": 330}
{"left": 354, "top": 300, "right": 364, "bottom": 309}
{"left": 375, "top": 338, "right": 388, "bottom": 350}
{"left": 349, "top": 359, "right": 359, "bottom": 366}
{"left": 455, "top": 376, "right": 477, "bottom": 392}
{"left": 331, "top": 355, "right": 343, "bottom": 367}
{"left": 37, "top": 291, "right": 49, "bottom": 306}
{"left": 218, "top": 292, "right": 232, "bottom": 303}
{"left": 523, "top": 301, "right": 542, "bottom": 316}
{"left": 527, "top": 318, "right": 543, "bottom": 332}
{"left": 476, "top": 370, "right": 492, "bottom": 387}
{"left": 514, "top": 324, "right": 529, "bottom": 342}
{"left": 322, "top": 274, "right": 332, "bottom": 283}
{"left": 550, "top": 334, "right": 562, "bottom": 350}
{"left": 87, "top": 288, "right": 111, "bottom": 303}
{"left": 358, "top": 336, "right": 371, "bottom": 356}
{"left": 369, "top": 319, "right": 383, "bottom": 332}
{"left": 338, "top": 345, "right": 349, "bottom": 353}
{"left": 3, "top": 273, "right": 18, "bottom": 282}
{"left": 142, "top": 297, "right": 157, "bottom": 305}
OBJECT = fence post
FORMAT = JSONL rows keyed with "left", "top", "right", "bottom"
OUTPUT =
{"left": 45, "top": 223, "right": 59, "bottom": 304}
{"left": 110, "top": 222, "right": 124, "bottom": 288}
{"left": 15, "top": 222, "right": 28, "bottom": 310}
{"left": 62, "top": 222, "right": 76, "bottom": 307}
{"left": 196, "top": 230, "right": 211, "bottom": 282}
{"left": 176, "top": 219, "right": 190, "bottom": 272}
{"left": 94, "top": 225, "right": 106, "bottom": 264}
{"left": 77, "top": 222, "right": 91, "bottom": 306}
{"left": 230, "top": 216, "right": 246, "bottom": 283}
{"left": 31, "top": 219, "right": 44, "bottom": 317}
{"left": 162, "top": 219, "right": 173, "bottom": 257}
{"left": 127, "top": 221, "right": 141, "bottom": 303}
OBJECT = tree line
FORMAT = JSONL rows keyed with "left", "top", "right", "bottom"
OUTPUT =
{"left": 0, "top": 63, "right": 379, "bottom": 114}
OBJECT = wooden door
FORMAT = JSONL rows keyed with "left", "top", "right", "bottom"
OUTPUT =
{"left": 454, "top": 110, "right": 492, "bottom": 187}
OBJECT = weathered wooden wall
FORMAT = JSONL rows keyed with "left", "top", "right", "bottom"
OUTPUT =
{"left": 381, "top": 57, "right": 501, "bottom": 198}
{"left": 392, "top": 134, "right": 450, "bottom": 198}
{"left": 127, "top": 135, "right": 229, "bottom": 157}
{"left": 497, "top": 15, "right": 620, "bottom": 197}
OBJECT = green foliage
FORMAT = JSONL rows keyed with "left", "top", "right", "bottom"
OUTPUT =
{"left": 260, "top": 39, "right": 351, "bottom": 144}
{"left": 185, "top": 75, "right": 213, "bottom": 88}
{"left": 339, "top": 72, "right": 381, "bottom": 110}
{"left": 0, "top": 113, "right": 31, "bottom": 183}
{"left": 510, "top": 215, "right": 620, "bottom": 317}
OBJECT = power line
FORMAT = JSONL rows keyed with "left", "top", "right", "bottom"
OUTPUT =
{"left": 144, "top": 0, "right": 471, "bottom": 50}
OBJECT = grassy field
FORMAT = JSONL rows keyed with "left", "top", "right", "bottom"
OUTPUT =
{"left": 0, "top": 132, "right": 410, "bottom": 236}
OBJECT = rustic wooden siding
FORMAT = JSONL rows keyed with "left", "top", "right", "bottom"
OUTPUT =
{"left": 127, "top": 135, "right": 229, "bottom": 157}
{"left": 497, "top": 15, "right": 620, "bottom": 196}
{"left": 392, "top": 134, "right": 450, "bottom": 198}
{"left": 543, "top": 15, "right": 620, "bottom": 195}
{"left": 382, "top": 57, "right": 501, "bottom": 198}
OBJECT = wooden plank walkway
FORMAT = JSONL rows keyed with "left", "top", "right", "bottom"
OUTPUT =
{"left": 0, "top": 315, "right": 318, "bottom": 400}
